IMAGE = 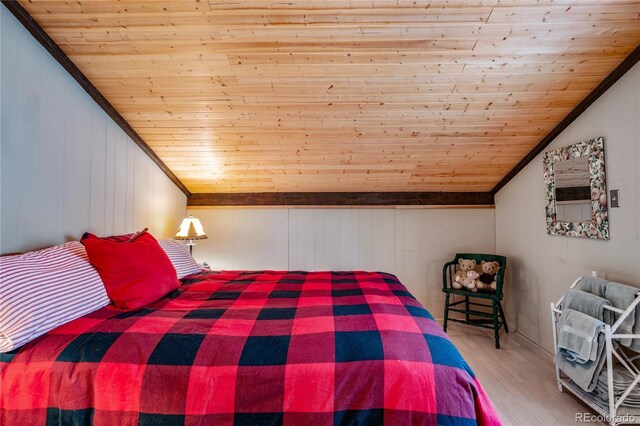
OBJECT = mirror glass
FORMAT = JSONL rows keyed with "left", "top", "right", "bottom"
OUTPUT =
{"left": 554, "top": 157, "right": 591, "bottom": 222}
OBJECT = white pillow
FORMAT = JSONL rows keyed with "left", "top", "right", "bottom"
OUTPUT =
{"left": 158, "top": 239, "right": 202, "bottom": 279}
{"left": 0, "top": 241, "right": 110, "bottom": 353}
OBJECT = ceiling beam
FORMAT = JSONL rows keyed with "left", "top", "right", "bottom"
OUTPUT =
{"left": 491, "top": 44, "right": 640, "bottom": 196}
{"left": 188, "top": 192, "right": 494, "bottom": 207}
{"left": 1, "top": 1, "right": 191, "bottom": 197}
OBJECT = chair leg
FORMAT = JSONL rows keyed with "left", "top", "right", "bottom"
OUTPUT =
{"left": 492, "top": 301, "right": 500, "bottom": 349}
{"left": 465, "top": 297, "right": 470, "bottom": 322}
{"left": 443, "top": 294, "right": 450, "bottom": 332}
{"left": 498, "top": 301, "right": 509, "bottom": 333}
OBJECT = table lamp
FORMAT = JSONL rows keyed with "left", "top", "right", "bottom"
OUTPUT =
{"left": 175, "top": 215, "right": 208, "bottom": 255}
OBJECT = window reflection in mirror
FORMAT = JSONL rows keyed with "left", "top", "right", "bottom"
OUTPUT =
{"left": 554, "top": 157, "right": 591, "bottom": 222}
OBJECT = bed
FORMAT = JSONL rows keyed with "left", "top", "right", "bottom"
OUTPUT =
{"left": 1, "top": 270, "right": 500, "bottom": 425}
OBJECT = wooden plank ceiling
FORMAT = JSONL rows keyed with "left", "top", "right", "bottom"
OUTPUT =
{"left": 18, "top": 0, "right": 640, "bottom": 193}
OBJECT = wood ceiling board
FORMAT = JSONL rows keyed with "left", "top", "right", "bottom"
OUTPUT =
{"left": 14, "top": 0, "right": 640, "bottom": 194}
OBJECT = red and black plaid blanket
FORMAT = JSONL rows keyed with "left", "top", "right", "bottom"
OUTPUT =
{"left": 1, "top": 270, "right": 500, "bottom": 425}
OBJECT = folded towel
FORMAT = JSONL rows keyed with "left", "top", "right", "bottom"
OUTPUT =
{"left": 555, "top": 332, "right": 607, "bottom": 392}
{"left": 572, "top": 380, "right": 640, "bottom": 414}
{"left": 580, "top": 276, "right": 609, "bottom": 298}
{"left": 599, "top": 366, "right": 640, "bottom": 388}
{"left": 606, "top": 282, "right": 640, "bottom": 353}
{"left": 556, "top": 289, "right": 612, "bottom": 392}
{"left": 593, "top": 388, "right": 640, "bottom": 408}
{"left": 562, "top": 289, "right": 613, "bottom": 325}
{"left": 605, "top": 282, "right": 638, "bottom": 346}
{"left": 558, "top": 308, "right": 604, "bottom": 363}
{"left": 594, "top": 366, "right": 640, "bottom": 407}
{"left": 628, "top": 308, "right": 640, "bottom": 353}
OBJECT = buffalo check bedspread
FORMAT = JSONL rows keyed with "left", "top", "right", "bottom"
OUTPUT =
{"left": 1, "top": 270, "right": 500, "bottom": 426}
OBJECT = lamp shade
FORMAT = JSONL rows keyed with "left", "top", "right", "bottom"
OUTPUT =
{"left": 175, "top": 216, "right": 208, "bottom": 241}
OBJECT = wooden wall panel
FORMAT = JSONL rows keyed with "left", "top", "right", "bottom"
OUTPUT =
{"left": 193, "top": 208, "right": 289, "bottom": 270}
{"left": 62, "top": 80, "right": 93, "bottom": 241}
{"left": 103, "top": 123, "right": 116, "bottom": 236}
{"left": 0, "top": 8, "right": 186, "bottom": 254}
{"left": 189, "top": 207, "right": 496, "bottom": 316}
{"left": 90, "top": 101, "right": 108, "bottom": 235}
{"left": 1, "top": 14, "right": 23, "bottom": 251}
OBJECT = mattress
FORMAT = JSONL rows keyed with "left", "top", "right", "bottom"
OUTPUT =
{"left": 0, "top": 270, "right": 500, "bottom": 425}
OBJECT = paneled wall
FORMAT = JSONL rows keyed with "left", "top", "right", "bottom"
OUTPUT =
{"left": 0, "top": 8, "right": 186, "bottom": 254}
{"left": 495, "top": 63, "right": 640, "bottom": 353}
{"left": 188, "top": 207, "right": 497, "bottom": 317}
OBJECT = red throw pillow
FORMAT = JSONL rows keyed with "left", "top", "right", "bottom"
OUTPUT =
{"left": 81, "top": 231, "right": 180, "bottom": 310}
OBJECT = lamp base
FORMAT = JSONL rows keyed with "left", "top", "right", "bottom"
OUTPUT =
{"left": 185, "top": 240, "right": 195, "bottom": 256}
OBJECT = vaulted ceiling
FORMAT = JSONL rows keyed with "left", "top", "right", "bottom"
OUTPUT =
{"left": 18, "top": 0, "right": 640, "bottom": 193}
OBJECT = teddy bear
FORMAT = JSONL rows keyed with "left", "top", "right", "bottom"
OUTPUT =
{"left": 476, "top": 260, "right": 500, "bottom": 291}
{"left": 454, "top": 258, "right": 477, "bottom": 281}
{"left": 454, "top": 270, "right": 479, "bottom": 292}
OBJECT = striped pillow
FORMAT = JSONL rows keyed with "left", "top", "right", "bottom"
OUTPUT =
{"left": 158, "top": 239, "right": 202, "bottom": 279}
{"left": 0, "top": 241, "right": 109, "bottom": 353}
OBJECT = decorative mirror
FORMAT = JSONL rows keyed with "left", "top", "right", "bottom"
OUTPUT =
{"left": 543, "top": 137, "right": 609, "bottom": 240}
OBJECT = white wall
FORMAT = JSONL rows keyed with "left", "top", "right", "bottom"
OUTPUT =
{"left": 188, "top": 207, "right": 497, "bottom": 317}
{"left": 495, "top": 63, "right": 640, "bottom": 352}
{"left": 0, "top": 7, "right": 186, "bottom": 254}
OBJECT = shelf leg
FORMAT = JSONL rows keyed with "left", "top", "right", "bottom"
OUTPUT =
{"left": 550, "top": 302, "right": 563, "bottom": 392}
{"left": 605, "top": 325, "right": 616, "bottom": 426}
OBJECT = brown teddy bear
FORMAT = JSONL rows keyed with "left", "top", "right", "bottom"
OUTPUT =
{"left": 454, "top": 258, "right": 476, "bottom": 281}
{"left": 476, "top": 260, "right": 500, "bottom": 291}
{"left": 453, "top": 258, "right": 477, "bottom": 291}
{"left": 454, "top": 270, "right": 479, "bottom": 292}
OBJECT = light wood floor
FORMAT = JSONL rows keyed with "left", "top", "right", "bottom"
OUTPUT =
{"left": 447, "top": 322, "right": 604, "bottom": 426}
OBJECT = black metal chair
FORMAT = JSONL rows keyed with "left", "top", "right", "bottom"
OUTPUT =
{"left": 442, "top": 253, "right": 508, "bottom": 348}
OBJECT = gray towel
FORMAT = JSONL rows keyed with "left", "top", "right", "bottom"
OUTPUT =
{"left": 595, "top": 367, "right": 640, "bottom": 407}
{"left": 558, "top": 308, "right": 604, "bottom": 363}
{"left": 579, "top": 276, "right": 608, "bottom": 298}
{"left": 572, "top": 379, "right": 640, "bottom": 414}
{"left": 605, "top": 282, "right": 638, "bottom": 346}
{"left": 555, "top": 332, "right": 607, "bottom": 392}
{"left": 614, "top": 282, "right": 640, "bottom": 353}
{"left": 562, "top": 289, "right": 613, "bottom": 325}
{"left": 629, "top": 308, "right": 640, "bottom": 353}
{"left": 556, "top": 289, "right": 612, "bottom": 391}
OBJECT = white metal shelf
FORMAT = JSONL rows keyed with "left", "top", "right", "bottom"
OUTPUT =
{"left": 551, "top": 277, "right": 640, "bottom": 426}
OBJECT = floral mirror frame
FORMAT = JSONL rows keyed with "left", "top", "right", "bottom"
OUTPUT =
{"left": 543, "top": 137, "right": 609, "bottom": 240}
